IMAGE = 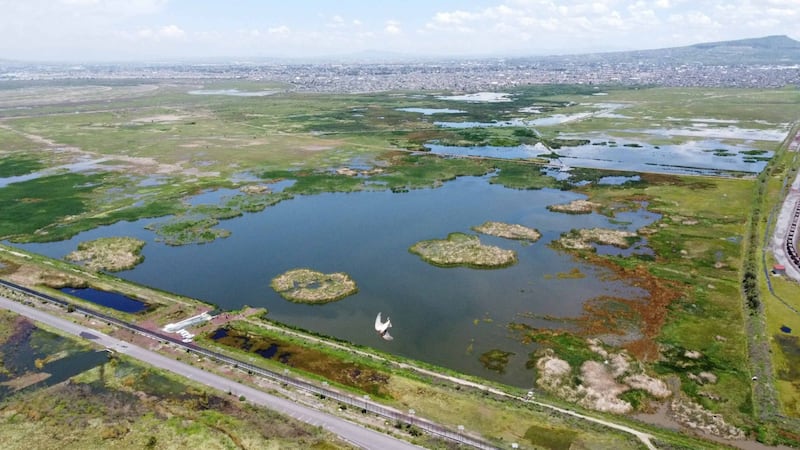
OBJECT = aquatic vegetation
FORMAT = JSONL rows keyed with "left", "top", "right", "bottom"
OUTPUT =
{"left": 409, "top": 232, "right": 517, "bottom": 268}
{"left": 556, "top": 267, "right": 586, "bottom": 279}
{"left": 0, "top": 173, "right": 105, "bottom": 241}
{"left": 479, "top": 349, "right": 515, "bottom": 373}
{"left": 0, "top": 155, "right": 43, "bottom": 178}
{"left": 145, "top": 216, "right": 231, "bottom": 246}
{"left": 209, "top": 324, "right": 390, "bottom": 396}
{"left": 270, "top": 268, "right": 358, "bottom": 303}
{"left": 65, "top": 237, "right": 145, "bottom": 272}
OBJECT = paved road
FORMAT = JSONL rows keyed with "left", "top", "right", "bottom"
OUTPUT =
{"left": 0, "top": 296, "right": 421, "bottom": 450}
{"left": 771, "top": 167, "right": 800, "bottom": 282}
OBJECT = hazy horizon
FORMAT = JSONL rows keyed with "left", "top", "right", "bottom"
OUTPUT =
{"left": 1, "top": 0, "right": 799, "bottom": 62}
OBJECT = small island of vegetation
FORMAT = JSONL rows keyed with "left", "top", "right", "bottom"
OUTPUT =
{"left": 547, "top": 199, "right": 601, "bottom": 214}
{"left": 472, "top": 221, "right": 541, "bottom": 242}
{"left": 270, "top": 268, "right": 358, "bottom": 304}
{"left": 65, "top": 237, "right": 145, "bottom": 272}
{"left": 409, "top": 232, "right": 517, "bottom": 268}
{"left": 556, "top": 228, "right": 639, "bottom": 250}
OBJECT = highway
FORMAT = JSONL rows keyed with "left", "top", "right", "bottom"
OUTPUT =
{"left": 0, "top": 295, "right": 423, "bottom": 450}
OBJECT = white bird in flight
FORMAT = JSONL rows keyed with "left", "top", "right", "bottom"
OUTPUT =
{"left": 375, "top": 312, "right": 393, "bottom": 341}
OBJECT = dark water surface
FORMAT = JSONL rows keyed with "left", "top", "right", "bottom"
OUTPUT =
{"left": 17, "top": 175, "right": 657, "bottom": 386}
{"left": 60, "top": 287, "right": 148, "bottom": 313}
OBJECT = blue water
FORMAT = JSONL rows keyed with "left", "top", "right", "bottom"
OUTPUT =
{"left": 426, "top": 138, "right": 772, "bottom": 175}
{"left": 60, "top": 287, "right": 148, "bottom": 313}
{"left": 396, "top": 108, "right": 466, "bottom": 115}
{"left": 18, "top": 175, "right": 657, "bottom": 386}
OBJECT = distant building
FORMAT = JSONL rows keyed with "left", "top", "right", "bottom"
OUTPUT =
{"left": 773, "top": 264, "right": 786, "bottom": 275}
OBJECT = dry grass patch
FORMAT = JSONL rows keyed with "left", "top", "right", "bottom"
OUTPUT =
{"left": 472, "top": 221, "right": 541, "bottom": 242}
{"left": 66, "top": 237, "right": 145, "bottom": 272}
{"left": 547, "top": 199, "right": 601, "bottom": 214}
{"left": 409, "top": 232, "right": 517, "bottom": 268}
{"left": 270, "top": 268, "right": 358, "bottom": 303}
{"left": 557, "top": 228, "right": 638, "bottom": 251}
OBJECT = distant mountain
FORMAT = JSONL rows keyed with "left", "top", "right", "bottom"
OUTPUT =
{"left": 690, "top": 35, "right": 800, "bottom": 50}
{"left": 530, "top": 35, "right": 800, "bottom": 66}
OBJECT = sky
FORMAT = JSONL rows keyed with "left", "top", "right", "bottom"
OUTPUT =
{"left": 1, "top": 0, "right": 799, "bottom": 61}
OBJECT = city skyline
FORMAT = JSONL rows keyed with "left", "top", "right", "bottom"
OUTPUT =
{"left": 1, "top": 0, "right": 799, "bottom": 62}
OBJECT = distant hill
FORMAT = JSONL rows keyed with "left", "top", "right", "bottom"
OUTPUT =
{"left": 532, "top": 35, "right": 800, "bottom": 66}
{"left": 690, "top": 35, "right": 800, "bottom": 50}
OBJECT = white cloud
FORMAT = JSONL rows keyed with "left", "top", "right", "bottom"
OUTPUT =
{"left": 2, "top": 0, "right": 799, "bottom": 60}
{"left": 135, "top": 24, "right": 185, "bottom": 40}
{"left": 385, "top": 20, "right": 401, "bottom": 35}
{"left": 433, "top": 10, "right": 479, "bottom": 25}
{"left": 419, "top": 0, "right": 799, "bottom": 54}
{"left": 268, "top": 25, "right": 291, "bottom": 35}
{"left": 58, "top": 0, "right": 167, "bottom": 16}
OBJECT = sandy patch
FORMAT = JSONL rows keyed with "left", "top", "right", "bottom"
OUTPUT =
{"left": 303, "top": 145, "right": 336, "bottom": 151}
{"left": 131, "top": 114, "right": 187, "bottom": 123}
{"left": 536, "top": 339, "right": 672, "bottom": 414}
{"left": 670, "top": 398, "right": 745, "bottom": 439}
{"left": 0, "top": 372, "right": 51, "bottom": 391}
{"left": 624, "top": 373, "right": 671, "bottom": 398}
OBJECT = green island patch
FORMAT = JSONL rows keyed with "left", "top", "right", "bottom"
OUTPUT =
{"left": 270, "top": 268, "right": 358, "bottom": 303}
{"left": 145, "top": 216, "right": 231, "bottom": 246}
{"left": 409, "top": 232, "right": 517, "bottom": 268}
{"left": 472, "top": 221, "right": 541, "bottom": 242}
{"left": 65, "top": 237, "right": 145, "bottom": 272}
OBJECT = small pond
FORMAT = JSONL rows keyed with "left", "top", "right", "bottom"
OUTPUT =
{"left": 396, "top": 107, "right": 466, "bottom": 115}
{"left": 60, "top": 287, "right": 148, "bottom": 313}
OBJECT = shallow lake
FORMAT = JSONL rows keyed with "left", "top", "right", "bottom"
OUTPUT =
{"left": 426, "top": 138, "right": 772, "bottom": 175}
{"left": 16, "top": 175, "right": 657, "bottom": 387}
{"left": 396, "top": 107, "right": 466, "bottom": 115}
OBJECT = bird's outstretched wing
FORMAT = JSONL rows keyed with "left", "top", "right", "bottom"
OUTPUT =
{"left": 375, "top": 312, "right": 393, "bottom": 339}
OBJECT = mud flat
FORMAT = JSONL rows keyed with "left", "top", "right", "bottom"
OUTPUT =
{"left": 270, "top": 268, "right": 358, "bottom": 304}
{"left": 65, "top": 237, "right": 145, "bottom": 272}
{"left": 547, "top": 199, "right": 601, "bottom": 214}
{"left": 556, "top": 228, "right": 638, "bottom": 250}
{"left": 472, "top": 221, "right": 541, "bottom": 242}
{"left": 409, "top": 232, "right": 517, "bottom": 268}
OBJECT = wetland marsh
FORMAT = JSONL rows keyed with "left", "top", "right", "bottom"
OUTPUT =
{"left": 15, "top": 174, "right": 656, "bottom": 387}
{"left": 2, "top": 80, "right": 800, "bottom": 439}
